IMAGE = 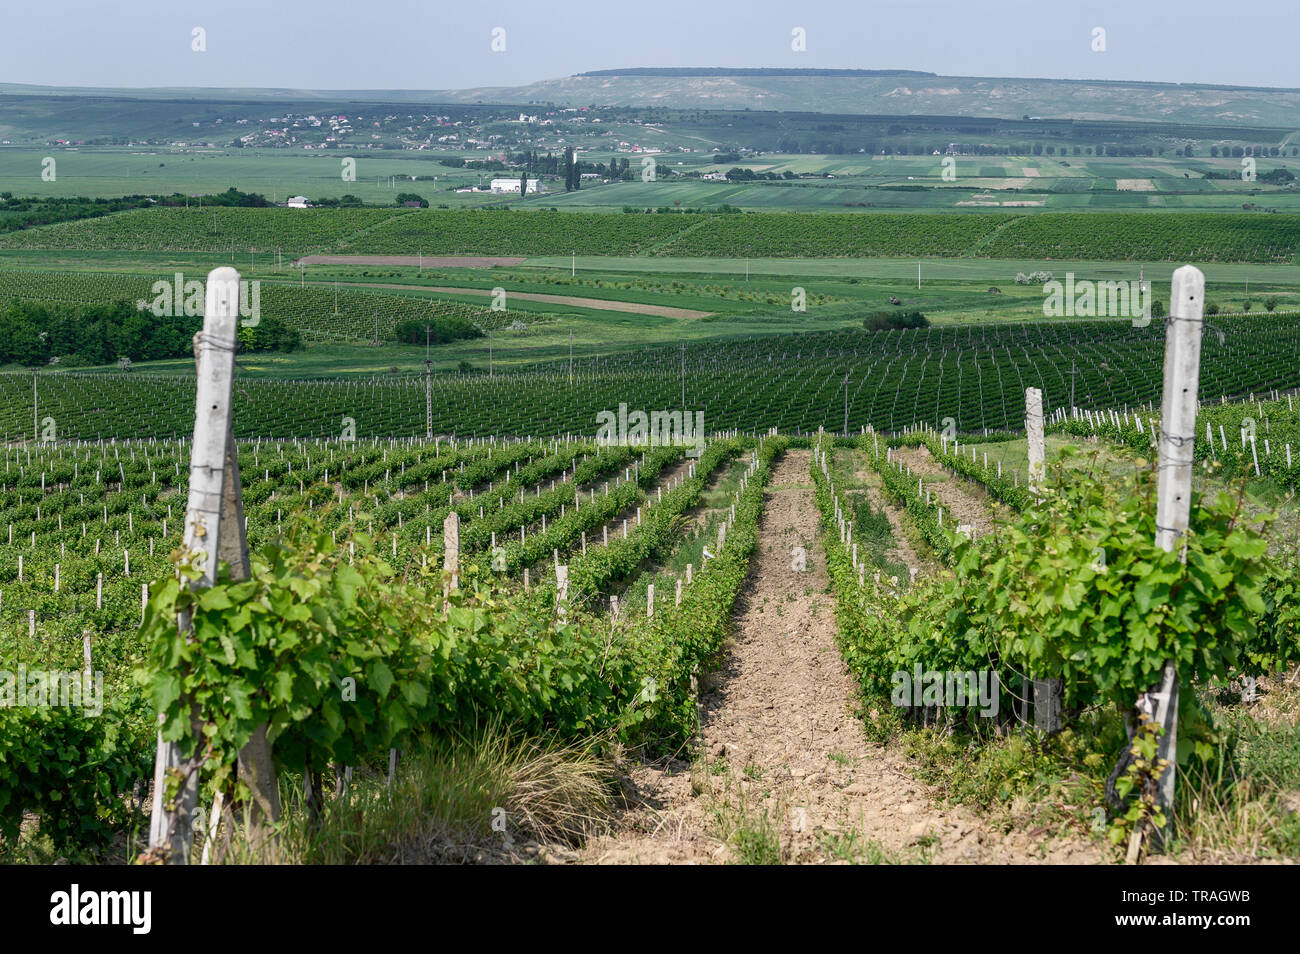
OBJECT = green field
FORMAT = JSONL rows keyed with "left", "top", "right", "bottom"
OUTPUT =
{"left": 4, "top": 74, "right": 1300, "bottom": 872}
{"left": 5, "top": 206, "right": 1300, "bottom": 263}
{"left": 5, "top": 313, "right": 1298, "bottom": 440}
{"left": 4, "top": 145, "right": 1300, "bottom": 212}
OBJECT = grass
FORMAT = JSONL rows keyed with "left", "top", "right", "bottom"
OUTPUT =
{"left": 0, "top": 720, "right": 615, "bottom": 865}
{"left": 701, "top": 777, "right": 786, "bottom": 865}
{"left": 969, "top": 435, "right": 1300, "bottom": 550}
{"left": 818, "top": 829, "right": 906, "bottom": 864}
{"left": 852, "top": 433, "right": 1299, "bottom": 863}
{"left": 1168, "top": 677, "right": 1300, "bottom": 862}
{"left": 615, "top": 457, "right": 750, "bottom": 616}
{"left": 215, "top": 722, "right": 613, "bottom": 865}
{"left": 827, "top": 446, "right": 916, "bottom": 583}
{"left": 882, "top": 676, "right": 1300, "bottom": 864}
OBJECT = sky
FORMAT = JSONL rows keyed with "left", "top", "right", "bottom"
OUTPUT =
{"left": 3, "top": 0, "right": 1297, "bottom": 91}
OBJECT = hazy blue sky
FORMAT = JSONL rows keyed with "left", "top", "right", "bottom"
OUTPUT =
{"left": 4, "top": 0, "right": 1296, "bottom": 91}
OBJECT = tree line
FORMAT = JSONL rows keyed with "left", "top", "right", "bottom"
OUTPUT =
{"left": 0, "top": 300, "right": 299, "bottom": 368}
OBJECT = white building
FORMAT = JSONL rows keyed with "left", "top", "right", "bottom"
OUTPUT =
{"left": 286, "top": 195, "right": 311, "bottom": 208}
{"left": 489, "top": 178, "right": 544, "bottom": 194}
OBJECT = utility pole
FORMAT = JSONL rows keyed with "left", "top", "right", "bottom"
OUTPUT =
{"left": 571, "top": 251, "right": 575, "bottom": 277}
{"left": 425, "top": 325, "right": 432, "bottom": 440}
{"left": 32, "top": 370, "right": 37, "bottom": 443}
{"left": 568, "top": 329, "right": 573, "bottom": 384}
{"left": 489, "top": 330, "right": 493, "bottom": 379}
{"left": 1069, "top": 358, "right": 1076, "bottom": 410}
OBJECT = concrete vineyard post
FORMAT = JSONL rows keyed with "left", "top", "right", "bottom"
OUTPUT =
{"left": 555, "top": 565, "right": 569, "bottom": 616}
{"left": 1026, "top": 387, "right": 1045, "bottom": 491}
{"left": 1137, "top": 265, "right": 1204, "bottom": 858}
{"left": 1032, "top": 678, "right": 1063, "bottom": 733}
{"left": 147, "top": 267, "right": 246, "bottom": 864}
{"left": 1026, "top": 389, "right": 1060, "bottom": 730}
{"left": 443, "top": 511, "right": 460, "bottom": 591}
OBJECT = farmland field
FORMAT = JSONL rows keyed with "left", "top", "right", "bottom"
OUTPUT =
{"left": 5, "top": 313, "right": 1300, "bottom": 440}
{"left": 6, "top": 145, "right": 1300, "bottom": 212}
{"left": 3, "top": 10, "right": 1300, "bottom": 890}
{"left": 5, "top": 199, "right": 1300, "bottom": 877}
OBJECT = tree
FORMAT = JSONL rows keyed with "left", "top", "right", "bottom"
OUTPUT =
{"left": 238, "top": 316, "right": 301, "bottom": 353}
{"left": 563, "top": 147, "right": 575, "bottom": 191}
{"left": 519, "top": 170, "right": 528, "bottom": 198}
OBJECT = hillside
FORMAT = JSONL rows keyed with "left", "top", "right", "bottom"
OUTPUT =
{"left": 387, "top": 69, "right": 1300, "bottom": 127}
{"left": 4, "top": 68, "right": 1300, "bottom": 127}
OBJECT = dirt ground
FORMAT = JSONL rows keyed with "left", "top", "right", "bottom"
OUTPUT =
{"left": 561, "top": 451, "right": 1103, "bottom": 864}
{"left": 296, "top": 255, "right": 524, "bottom": 268}
{"left": 890, "top": 444, "right": 1004, "bottom": 536}
{"left": 291, "top": 273, "right": 714, "bottom": 320}
{"left": 384, "top": 284, "right": 711, "bottom": 320}
{"left": 848, "top": 450, "right": 932, "bottom": 578}
{"left": 584, "top": 456, "right": 694, "bottom": 557}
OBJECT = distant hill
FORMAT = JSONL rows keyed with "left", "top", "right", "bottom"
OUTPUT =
{"left": 575, "top": 68, "right": 938, "bottom": 78}
{"left": 433, "top": 69, "right": 1300, "bottom": 127}
{"left": 2, "top": 68, "right": 1300, "bottom": 127}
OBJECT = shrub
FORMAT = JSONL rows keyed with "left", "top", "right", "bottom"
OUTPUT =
{"left": 864, "top": 310, "right": 929, "bottom": 331}
{"left": 392, "top": 317, "right": 482, "bottom": 345}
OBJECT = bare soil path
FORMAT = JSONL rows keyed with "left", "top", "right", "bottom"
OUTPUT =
{"left": 296, "top": 255, "right": 525, "bottom": 268}
{"left": 291, "top": 276, "right": 714, "bottom": 320}
{"left": 582, "top": 456, "right": 694, "bottom": 556}
{"left": 566, "top": 450, "right": 1102, "bottom": 864}
{"left": 891, "top": 445, "right": 1005, "bottom": 536}
{"left": 846, "top": 448, "right": 933, "bottom": 579}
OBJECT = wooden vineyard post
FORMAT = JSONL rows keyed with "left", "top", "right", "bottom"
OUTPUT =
{"left": 222, "top": 405, "right": 279, "bottom": 856}
{"left": 147, "top": 267, "right": 249, "bottom": 863}
{"left": 1134, "top": 265, "right": 1203, "bottom": 859}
